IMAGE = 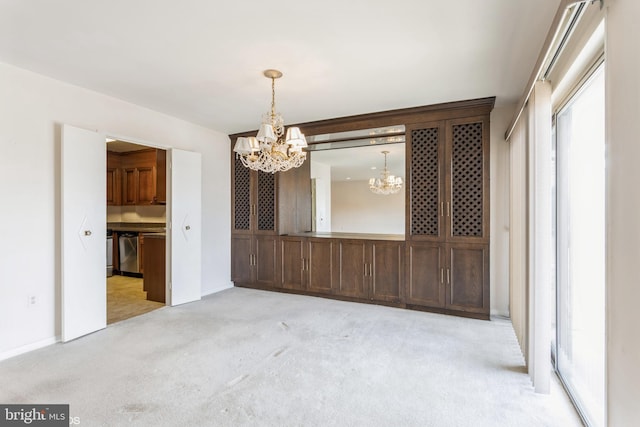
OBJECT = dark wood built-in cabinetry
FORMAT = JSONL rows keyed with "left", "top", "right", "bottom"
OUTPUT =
{"left": 143, "top": 233, "right": 166, "bottom": 303}
{"left": 230, "top": 97, "right": 493, "bottom": 319}
{"left": 406, "top": 116, "right": 490, "bottom": 316}
{"left": 106, "top": 149, "right": 166, "bottom": 206}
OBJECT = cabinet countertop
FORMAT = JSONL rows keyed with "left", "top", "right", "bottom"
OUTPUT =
{"left": 282, "top": 232, "right": 405, "bottom": 241}
{"left": 142, "top": 233, "right": 166, "bottom": 238}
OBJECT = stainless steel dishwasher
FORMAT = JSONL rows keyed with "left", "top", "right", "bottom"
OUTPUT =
{"left": 118, "top": 232, "right": 139, "bottom": 274}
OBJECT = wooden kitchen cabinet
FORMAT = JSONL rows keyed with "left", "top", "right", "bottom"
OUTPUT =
{"left": 106, "top": 152, "right": 122, "bottom": 206}
{"left": 106, "top": 149, "right": 166, "bottom": 206}
{"left": 138, "top": 233, "right": 145, "bottom": 274}
{"left": 143, "top": 234, "right": 166, "bottom": 303}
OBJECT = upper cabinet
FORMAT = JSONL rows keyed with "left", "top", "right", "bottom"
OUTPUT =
{"left": 231, "top": 155, "right": 311, "bottom": 235}
{"left": 107, "top": 149, "right": 166, "bottom": 206}
{"left": 407, "top": 116, "right": 489, "bottom": 243}
{"left": 106, "top": 151, "right": 122, "bottom": 206}
{"left": 231, "top": 157, "right": 277, "bottom": 234}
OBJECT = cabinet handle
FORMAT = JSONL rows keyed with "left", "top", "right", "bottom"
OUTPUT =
{"left": 446, "top": 202, "right": 450, "bottom": 217}
{"left": 441, "top": 268, "right": 444, "bottom": 284}
{"left": 302, "top": 257, "right": 306, "bottom": 271}
{"left": 369, "top": 263, "right": 373, "bottom": 276}
{"left": 440, "top": 202, "right": 444, "bottom": 217}
{"left": 446, "top": 268, "right": 450, "bottom": 284}
{"left": 364, "top": 263, "right": 367, "bottom": 276}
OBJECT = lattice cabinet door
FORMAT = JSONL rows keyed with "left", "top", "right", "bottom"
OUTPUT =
{"left": 256, "top": 171, "right": 277, "bottom": 233}
{"left": 446, "top": 116, "right": 489, "bottom": 243}
{"left": 232, "top": 156, "right": 253, "bottom": 233}
{"left": 408, "top": 122, "right": 445, "bottom": 241}
{"left": 231, "top": 156, "right": 278, "bottom": 234}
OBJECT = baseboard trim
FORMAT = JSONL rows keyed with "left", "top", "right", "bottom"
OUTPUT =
{"left": 0, "top": 337, "right": 58, "bottom": 362}
{"left": 201, "top": 282, "right": 234, "bottom": 298}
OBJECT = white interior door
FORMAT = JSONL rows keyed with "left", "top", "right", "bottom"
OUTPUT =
{"left": 61, "top": 124, "right": 106, "bottom": 341}
{"left": 168, "top": 149, "right": 202, "bottom": 306}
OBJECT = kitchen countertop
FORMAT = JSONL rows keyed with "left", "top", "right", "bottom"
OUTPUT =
{"left": 142, "top": 232, "right": 166, "bottom": 238}
{"left": 107, "top": 222, "right": 166, "bottom": 233}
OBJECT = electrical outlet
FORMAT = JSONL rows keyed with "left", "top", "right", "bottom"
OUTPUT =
{"left": 28, "top": 295, "right": 37, "bottom": 306}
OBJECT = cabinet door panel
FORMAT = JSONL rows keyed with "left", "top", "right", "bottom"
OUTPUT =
{"left": 232, "top": 157, "right": 252, "bottom": 233}
{"left": 307, "top": 239, "right": 334, "bottom": 294}
{"left": 408, "top": 122, "right": 445, "bottom": 241}
{"left": 106, "top": 168, "right": 120, "bottom": 205}
{"left": 447, "top": 117, "right": 489, "bottom": 242}
{"left": 337, "top": 241, "right": 367, "bottom": 298}
{"left": 281, "top": 238, "right": 305, "bottom": 290}
{"left": 406, "top": 242, "right": 444, "bottom": 308}
{"left": 255, "top": 235, "right": 277, "bottom": 287}
{"left": 122, "top": 168, "right": 137, "bottom": 205}
{"left": 231, "top": 235, "right": 252, "bottom": 284}
{"left": 137, "top": 166, "right": 156, "bottom": 204}
{"left": 447, "top": 244, "right": 488, "bottom": 313}
{"left": 371, "top": 242, "right": 403, "bottom": 302}
{"left": 256, "top": 171, "right": 276, "bottom": 233}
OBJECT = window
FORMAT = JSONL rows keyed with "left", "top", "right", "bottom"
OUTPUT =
{"left": 554, "top": 64, "right": 605, "bottom": 427}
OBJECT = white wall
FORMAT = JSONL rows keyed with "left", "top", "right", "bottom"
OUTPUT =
{"left": 605, "top": 0, "right": 640, "bottom": 424}
{"left": 490, "top": 106, "right": 514, "bottom": 318}
{"left": 0, "top": 62, "right": 230, "bottom": 360}
{"left": 331, "top": 180, "right": 405, "bottom": 234}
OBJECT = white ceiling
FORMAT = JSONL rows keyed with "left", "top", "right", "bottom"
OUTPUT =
{"left": 0, "top": 0, "right": 559, "bottom": 135}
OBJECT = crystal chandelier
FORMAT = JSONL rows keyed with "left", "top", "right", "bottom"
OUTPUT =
{"left": 369, "top": 151, "right": 403, "bottom": 195}
{"left": 233, "top": 69, "right": 307, "bottom": 173}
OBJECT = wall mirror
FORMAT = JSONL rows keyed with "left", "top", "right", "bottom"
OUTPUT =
{"left": 307, "top": 125, "right": 406, "bottom": 235}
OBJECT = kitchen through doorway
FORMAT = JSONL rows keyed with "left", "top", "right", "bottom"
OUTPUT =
{"left": 106, "top": 139, "right": 167, "bottom": 324}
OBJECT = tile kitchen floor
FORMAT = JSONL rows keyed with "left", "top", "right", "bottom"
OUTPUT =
{"left": 107, "top": 275, "right": 164, "bottom": 324}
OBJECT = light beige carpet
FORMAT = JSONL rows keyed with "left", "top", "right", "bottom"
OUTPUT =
{"left": 0, "top": 288, "right": 582, "bottom": 426}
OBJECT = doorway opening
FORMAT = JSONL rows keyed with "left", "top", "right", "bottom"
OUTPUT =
{"left": 106, "top": 139, "right": 167, "bottom": 324}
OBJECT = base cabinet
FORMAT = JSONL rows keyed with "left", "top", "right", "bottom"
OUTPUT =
{"left": 336, "top": 240, "right": 404, "bottom": 303}
{"left": 447, "top": 243, "right": 489, "bottom": 314}
{"left": 406, "top": 242, "right": 445, "bottom": 308}
{"left": 143, "top": 235, "right": 166, "bottom": 303}
{"left": 370, "top": 241, "right": 404, "bottom": 303}
{"left": 231, "top": 234, "right": 278, "bottom": 287}
{"left": 407, "top": 242, "right": 489, "bottom": 315}
{"left": 280, "top": 237, "right": 337, "bottom": 294}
